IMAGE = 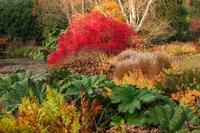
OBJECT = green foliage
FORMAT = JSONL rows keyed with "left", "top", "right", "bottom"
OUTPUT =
{"left": 110, "top": 85, "right": 160, "bottom": 114}
{"left": 33, "top": 0, "right": 68, "bottom": 50}
{"left": 110, "top": 84, "right": 200, "bottom": 132}
{"left": 16, "top": 47, "right": 32, "bottom": 57}
{"left": 175, "top": 0, "right": 191, "bottom": 41}
{"left": 190, "top": 0, "right": 200, "bottom": 20}
{"left": 146, "top": 105, "right": 185, "bottom": 132}
{"left": 125, "top": 104, "right": 200, "bottom": 132}
{"left": 0, "top": 0, "right": 42, "bottom": 42}
{"left": 156, "top": 0, "right": 191, "bottom": 42}
{"left": 43, "top": 28, "right": 64, "bottom": 51}
{"left": 7, "top": 46, "right": 48, "bottom": 61}
{"left": 33, "top": 0, "right": 67, "bottom": 30}
{"left": 47, "top": 69, "right": 115, "bottom": 100}
{"left": 156, "top": 69, "right": 200, "bottom": 95}
{"left": 0, "top": 71, "right": 46, "bottom": 111}
{"left": 0, "top": 69, "right": 112, "bottom": 111}
{"left": 32, "top": 49, "right": 46, "bottom": 61}
{"left": 61, "top": 75, "right": 112, "bottom": 98}
{"left": 144, "top": 105, "right": 200, "bottom": 133}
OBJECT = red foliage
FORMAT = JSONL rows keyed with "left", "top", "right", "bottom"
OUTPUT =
{"left": 190, "top": 20, "right": 200, "bottom": 33}
{"left": 190, "top": 20, "right": 200, "bottom": 39}
{"left": 48, "top": 13, "right": 138, "bottom": 64}
{"left": 0, "top": 37, "right": 7, "bottom": 45}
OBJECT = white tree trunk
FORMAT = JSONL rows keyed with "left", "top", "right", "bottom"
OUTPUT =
{"left": 117, "top": 0, "right": 129, "bottom": 23}
{"left": 127, "top": 0, "right": 154, "bottom": 32}
{"left": 135, "top": 0, "right": 153, "bottom": 32}
{"left": 82, "top": 0, "right": 85, "bottom": 13}
{"left": 129, "top": 0, "right": 137, "bottom": 28}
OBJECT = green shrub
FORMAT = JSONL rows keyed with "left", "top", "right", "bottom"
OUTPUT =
{"left": 110, "top": 85, "right": 200, "bottom": 132}
{"left": 32, "top": 49, "right": 46, "bottom": 61}
{"left": 0, "top": 0, "right": 42, "bottom": 42}
{"left": 155, "top": 0, "right": 191, "bottom": 42}
{"left": 42, "top": 28, "right": 64, "bottom": 51}
{"left": 33, "top": 0, "right": 68, "bottom": 50}
{"left": 175, "top": 0, "right": 191, "bottom": 41}
{"left": 156, "top": 69, "right": 200, "bottom": 95}
{"left": 190, "top": 0, "right": 200, "bottom": 20}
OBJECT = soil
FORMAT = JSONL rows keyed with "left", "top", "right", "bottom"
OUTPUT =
{"left": 0, "top": 58, "right": 48, "bottom": 74}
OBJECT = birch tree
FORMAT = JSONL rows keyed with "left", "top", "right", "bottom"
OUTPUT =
{"left": 57, "top": 0, "right": 154, "bottom": 31}
{"left": 117, "top": 0, "right": 154, "bottom": 32}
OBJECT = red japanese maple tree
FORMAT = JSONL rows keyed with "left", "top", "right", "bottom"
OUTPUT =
{"left": 48, "top": 13, "right": 137, "bottom": 64}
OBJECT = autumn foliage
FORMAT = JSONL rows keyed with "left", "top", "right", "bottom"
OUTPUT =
{"left": 92, "top": 0, "right": 125, "bottom": 22}
{"left": 48, "top": 13, "right": 135, "bottom": 64}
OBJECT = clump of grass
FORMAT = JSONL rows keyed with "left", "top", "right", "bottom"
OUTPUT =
{"left": 151, "top": 42, "right": 199, "bottom": 56}
{"left": 114, "top": 50, "right": 171, "bottom": 79}
{"left": 116, "top": 50, "right": 138, "bottom": 62}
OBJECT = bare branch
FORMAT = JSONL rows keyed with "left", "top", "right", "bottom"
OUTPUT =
{"left": 117, "top": 0, "right": 129, "bottom": 23}
{"left": 136, "top": 0, "right": 154, "bottom": 32}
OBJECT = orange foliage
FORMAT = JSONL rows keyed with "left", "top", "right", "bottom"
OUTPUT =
{"left": 92, "top": 0, "right": 125, "bottom": 22}
{"left": 171, "top": 88, "right": 200, "bottom": 116}
{"left": 113, "top": 70, "right": 162, "bottom": 89}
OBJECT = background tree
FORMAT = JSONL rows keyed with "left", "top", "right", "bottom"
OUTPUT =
{"left": 0, "top": 0, "right": 42, "bottom": 42}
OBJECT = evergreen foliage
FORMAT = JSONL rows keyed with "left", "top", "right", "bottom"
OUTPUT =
{"left": 0, "top": 0, "right": 42, "bottom": 42}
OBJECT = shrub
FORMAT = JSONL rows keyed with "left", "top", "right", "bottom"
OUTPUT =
{"left": 116, "top": 49, "right": 137, "bottom": 62}
{"left": 49, "top": 51, "right": 114, "bottom": 77}
{"left": 33, "top": 0, "right": 67, "bottom": 30}
{"left": 154, "top": 0, "right": 191, "bottom": 42}
{"left": 190, "top": 0, "right": 200, "bottom": 20}
{"left": 114, "top": 50, "right": 171, "bottom": 79}
{"left": 156, "top": 68, "right": 200, "bottom": 95}
{"left": 110, "top": 85, "right": 200, "bottom": 132}
{"left": 42, "top": 28, "right": 64, "bottom": 51}
{"left": 0, "top": 0, "right": 42, "bottom": 42}
{"left": 48, "top": 13, "right": 135, "bottom": 64}
{"left": 33, "top": 0, "right": 68, "bottom": 50}
{"left": 174, "top": 0, "right": 191, "bottom": 41}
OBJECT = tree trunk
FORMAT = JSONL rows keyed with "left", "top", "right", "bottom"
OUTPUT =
{"left": 136, "top": 0, "right": 154, "bottom": 32}
{"left": 129, "top": 0, "right": 137, "bottom": 28}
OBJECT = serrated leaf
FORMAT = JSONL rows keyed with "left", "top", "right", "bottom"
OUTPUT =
{"left": 110, "top": 85, "right": 159, "bottom": 114}
{"left": 169, "top": 107, "right": 184, "bottom": 132}
{"left": 126, "top": 111, "right": 146, "bottom": 126}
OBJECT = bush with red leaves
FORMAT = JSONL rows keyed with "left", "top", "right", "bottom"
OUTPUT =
{"left": 0, "top": 37, "right": 7, "bottom": 45}
{"left": 190, "top": 20, "right": 200, "bottom": 39}
{"left": 48, "top": 13, "right": 137, "bottom": 64}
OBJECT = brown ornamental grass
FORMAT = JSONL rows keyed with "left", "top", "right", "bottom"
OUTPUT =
{"left": 114, "top": 50, "right": 171, "bottom": 79}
